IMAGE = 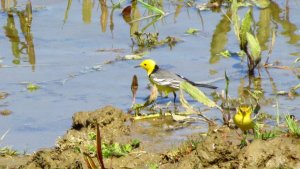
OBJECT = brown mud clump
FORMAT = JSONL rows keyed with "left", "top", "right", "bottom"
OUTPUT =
{"left": 160, "top": 126, "right": 300, "bottom": 169}
{"left": 2, "top": 106, "right": 300, "bottom": 169}
{"left": 19, "top": 106, "right": 131, "bottom": 169}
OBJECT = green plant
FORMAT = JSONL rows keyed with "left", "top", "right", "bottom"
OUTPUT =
{"left": 27, "top": 83, "right": 40, "bottom": 91}
{"left": 239, "top": 138, "right": 248, "bottom": 148}
{"left": 230, "top": 0, "right": 263, "bottom": 75}
{"left": 88, "top": 132, "right": 96, "bottom": 140}
{"left": 148, "top": 163, "right": 159, "bottom": 169}
{"left": 254, "top": 123, "right": 277, "bottom": 140}
{"left": 101, "top": 139, "right": 140, "bottom": 158}
{"left": 83, "top": 124, "right": 105, "bottom": 169}
{"left": 285, "top": 115, "right": 300, "bottom": 137}
{"left": 132, "top": 31, "right": 181, "bottom": 49}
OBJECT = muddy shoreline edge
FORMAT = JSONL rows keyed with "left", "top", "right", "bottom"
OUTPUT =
{"left": 1, "top": 106, "right": 299, "bottom": 169}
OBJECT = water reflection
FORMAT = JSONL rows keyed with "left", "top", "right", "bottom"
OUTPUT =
{"left": 3, "top": 13, "right": 20, "bottom": 63}
{"left": 210, "top": 11, "right": 231, "bottom": 64}
{"left": 237, "top": 76, "right": 265, "bottom": 104}
{"left": 63, "top": 0, "right": 72, "bottom": 24}
{"left": 256, "top": 6, "right": 272, "bottom": 51}
{"left": 1, "top": 0, "right": 17, "bottom": 10}
{"left": 2, "top": 1, "right": 36, "bottom": 71}
{"left": 173, "top": 0, "right": 183, "bottom": 22}
{"left": 122, "top": 2, "right": 141, "bottom": 36}
{"left": 270, "top": 1, "right": 300, "bottom": 45}
{"left": 209, "top": 1, "right": 300, "bottom": 64}
{"left": 82, "top": 0, "right": 93, "bottom": 24}
{"left": 100, "top": 0, "right": 108, "bottom": 32}
{"left": 64, "top": 0, "right": 119, "bottom": 33}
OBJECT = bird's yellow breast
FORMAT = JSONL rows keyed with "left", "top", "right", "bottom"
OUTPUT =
{"left": 233, "top": 112, "right": 254, "bottom": 131}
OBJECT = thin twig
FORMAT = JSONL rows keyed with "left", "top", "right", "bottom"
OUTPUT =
{"left": 96, "top": 124, "right": 105, "bottom": 169}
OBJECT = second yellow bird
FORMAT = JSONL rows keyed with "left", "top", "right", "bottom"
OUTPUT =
{"left": 233, "top": 105, "right": 254, "bottom": 132}
{"left": 135, "top": 59, "right": 217, "bottom": 102}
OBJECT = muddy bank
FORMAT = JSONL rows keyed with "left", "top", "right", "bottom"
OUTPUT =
{"left": 1, "top": 106, "right": 299, "bottom": 169}
{"left": 160, "top": 126, "right": 300, "bottom": 169}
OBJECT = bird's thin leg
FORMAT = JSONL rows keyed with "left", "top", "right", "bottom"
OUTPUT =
{"left": 173, "top": 92, "right": 176, "bottom": 103}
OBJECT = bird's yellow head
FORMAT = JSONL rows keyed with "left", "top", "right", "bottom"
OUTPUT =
{"left": 135, "top": 59, "right": 157, "bottom": 75}
{"left": 237, "top": 105, "right": 252, "bottom": 116}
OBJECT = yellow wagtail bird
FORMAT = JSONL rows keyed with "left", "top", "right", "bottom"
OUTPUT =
{"left": 135, "top": 59, "right": 217, "bottom": 102}
{"left": 233, "top": 105, "right": 255, "bottom": 132}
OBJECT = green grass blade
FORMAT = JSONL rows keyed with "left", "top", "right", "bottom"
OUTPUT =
{"left": 137, "top": 0, "right": 165, "bottom": 15}
{"left": 180, "top": 81, "right": 217, "bottom": 108}
{"left": 239, "top": 8, "right": 253, "bottom": 50}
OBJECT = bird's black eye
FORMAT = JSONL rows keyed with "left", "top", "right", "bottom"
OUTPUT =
{"left": 144, "top": 63, "right": 147, "bottom": 66}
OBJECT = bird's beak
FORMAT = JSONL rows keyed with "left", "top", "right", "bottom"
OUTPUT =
{"left": 134, "top": 65, "right": 141, "bottom": 68}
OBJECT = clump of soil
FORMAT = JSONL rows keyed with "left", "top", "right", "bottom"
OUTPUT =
{"left": 160, "top": 126, "right": 300, "bottom": 169}
{"left": 19, "top": 105, "right": 131, "bottom": 169}
{"left": 57, "top": 105, "right": 130, "bottom": 151}
{"left": 2, "top": 106, "right": 300, "bottom": 169}
{"left": 238, "top": 137, "right": 300, "bottom": 168}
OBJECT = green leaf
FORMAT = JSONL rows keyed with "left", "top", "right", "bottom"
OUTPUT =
{"left": 239, "top": 9, "right": 253, "bottom": 50}
{"left": 180, "top": 81, "right": 217, "bottom": 108}
{"left": 131, "top": 139, "right": 141, "bottom": 148}
{"left": 246, "top": 32, "right": 261, "bottom": 63}
{"left": 219, "top": 50, "right": 231, "bottom": 58}
{"left": 27, "top": 83, "right": 40, "bottom": 91}
{"left": 122, "top": 144, "right": 132, "bottom": 153}
{"left": 87, "top": 144, "right": 96, "bottom": 154}
{"left": 137, "top": 0, "right": 165, "bottom": 15}
{"left": 111, "top": 143, "right": 126, "bottom": 157}
{"left": 186, "top": 28, "right": 199, "bottom": 35}
{"left": 102, "top": 144, "right": 111, "bottom": 158}
{"left": 88, "top": 132, "right": 96, "bottom": 140}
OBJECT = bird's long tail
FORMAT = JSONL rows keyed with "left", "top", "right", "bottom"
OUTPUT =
{"left": 192, "top": 83, "right": 217, "bottom": 89}
{"left": 184, "top": 77, "right": 217, "bottom": 89}
{"left": 176, "top": 74, "right": 218, "bottom": 89}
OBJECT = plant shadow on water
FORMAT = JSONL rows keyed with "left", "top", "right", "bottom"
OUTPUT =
{"left": 2, "top": 0, "right": 35, "bottom": 70}
{"left": 0, "top": 1, "right": 299, "bottom": 167}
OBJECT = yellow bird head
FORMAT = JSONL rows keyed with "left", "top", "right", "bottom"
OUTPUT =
{"left": 237, "top": 105, "right": 252, "bottom": 116}
{"left": 135, "top": 59, "right": 157, "bottom": 75}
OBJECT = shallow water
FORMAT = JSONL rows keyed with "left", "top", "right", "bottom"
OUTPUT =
{"left": 0, "top": 0, "right": 299, "bottom": 152}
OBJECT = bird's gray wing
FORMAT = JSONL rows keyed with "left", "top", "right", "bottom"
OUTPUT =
{"left": 150, "top": 69, "right": 183, "bottom": 89}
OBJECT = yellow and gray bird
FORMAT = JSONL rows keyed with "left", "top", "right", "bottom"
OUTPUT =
{"left": 135, "top": 59, "right": 217, "bottom": 102}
